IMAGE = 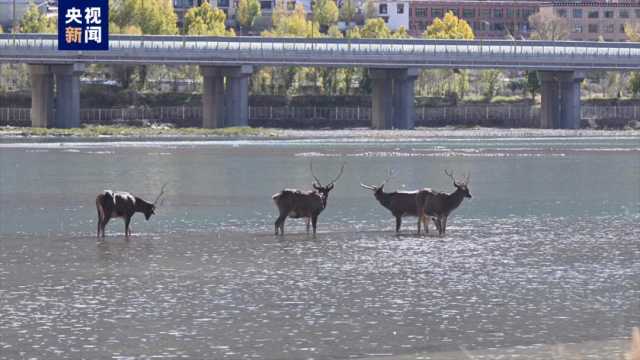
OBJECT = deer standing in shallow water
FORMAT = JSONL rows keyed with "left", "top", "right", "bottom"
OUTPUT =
{"left": 96, "top": 184, "right": 166, "bottom": 238}
{"left": 272, "top": 162, "right": 345, "bottom": 236}
{"left": 360, "top": 170, "right": 434, "bottom": 234}
{"left": 417, "top": 170, "right": 471, "bottom": 236}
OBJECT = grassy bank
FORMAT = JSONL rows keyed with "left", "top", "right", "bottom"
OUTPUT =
{"left": 0, "top": 125, "right": 280, "bottom": 138}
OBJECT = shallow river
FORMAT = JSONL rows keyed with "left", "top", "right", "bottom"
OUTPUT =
{"left": 0, "top": 134, "right": 639, "bottom": 359}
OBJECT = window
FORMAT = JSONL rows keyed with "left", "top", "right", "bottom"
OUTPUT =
{"left": 480, "top": 9, "right": 491, "bottom": 18}
{"left": 494, "top": 9, "right": 503, "bottom": 18}
{"left": 431, "top": 8, "right": 443, "bottom": 18}
{"left": 557, "top": 9, "right": 567, "bottom": 18}
{"left": 588, "top": 24, "right": 598, "bottom": 33}
{"left": 260, "top": 0, "right": 271, "bottom": 9}
{"left": 604, "top": 10, "right": 614, "bottom": 18}
{"left": 588, "top": 11, "right": 599, "bottom": 19}
{"left": 621, "top": 24, "right": 626, "bottom": 33}
{"left": 379, "top": 3, "right": 387, "bottom": 14}
{"left": 636, "top": 9, "right": 640, "bottom": 18}
{"left": 415, "top": 8, "right": 426, "bottom": 17}
{"left": 463, "top": 8, "right": 475, "bottom": 18}
{"left": 573, "top": 24, "right": 582, "bottom": 33}
{"left": 287, "top": 0, "right": 295, "bottom": 10}
{"left": 619, "top": 10, "right": 629, "bottom": 19}
{"left": 475, "top": 21, "right": 487, "bottom": 31}
{"left": 507, "top": 8, "right": 514, "bottom": 17}
{"left": 605, "top": 24, "right": 614, "bottom": 33}
{"left": 218, "top": 0, "right": 229, "bottom": 6}
{"left": 397, "top": 3, "right": 404, "bottom": 14}
{"left": 572, "top": 9, "right": 582, "bottom": 18}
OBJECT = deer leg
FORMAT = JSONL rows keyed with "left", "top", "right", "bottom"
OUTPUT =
{"left": 124, "top": 217, "right": 131, "bottom": 238}
{"left": 441, "top": 216, "right": 448, "bottom": 236}
{"left": 306, "top": 218, "right": 310, "bottom": 234}
{"left": 274, "top": 214, "right": 285, "bottom": 235}
{"left": 101, "top": 216, "right": 110, "bottom": 238}
{"left": 97, "top": 217, "right": 102, "bottom": 238}
{"left": 423, "top": 215, "right": 429, "bottom": 235}
{"left": 311, "top": 215, "right": 318, "bottom": 236}
{"left": 417, "top": 216, "right": 421, "bottom": 235}
{"left": 395, "top": 216, "right": 402, "bottom": 233}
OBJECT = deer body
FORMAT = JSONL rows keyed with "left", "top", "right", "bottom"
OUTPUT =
{"left": 96, "top": 191, "right": 156, "bottom": 238}
{"left": 363, "top": 186, "right": 433, "bottom": 234}
{"left": 417, "top": 170, "right": 472, "bottom": 236}
{"left": 273, "top": 162, "right": 344, "bottom": 236}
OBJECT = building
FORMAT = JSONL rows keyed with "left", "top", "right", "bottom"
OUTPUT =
{"left": 409, "top": 1, "right": 542, "bottom": 38}
{"left": 0, "top": 0, "right": 47, "bottom": 31}
{"left": 541, "top": 0, "right": 640, "bottom": 41}
{"left": 370, "top": 0, "right": 411, "bottom": 31}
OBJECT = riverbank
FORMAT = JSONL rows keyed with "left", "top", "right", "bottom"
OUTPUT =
{"left": 2, "top": 125, "right": 640, "bottom": 140}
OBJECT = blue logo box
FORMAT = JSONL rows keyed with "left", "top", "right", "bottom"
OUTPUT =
{"left": 58, "top": 0, "right": 109, "bottom": 50}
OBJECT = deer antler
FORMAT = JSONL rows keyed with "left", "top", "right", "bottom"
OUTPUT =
{"left": 380, "top": 168, "right": 396, "bottom": 187}
{"left": 328, "top": 161, "right": 346, "bottom": 185}
{"left": 444, "top": 169, "right": 457, "bottom": 185}
{"left": 153, "top": 183, "right": 168, "bottom": 206}
{"left": 310, "top": 161, "right": 322, "bottom": 186}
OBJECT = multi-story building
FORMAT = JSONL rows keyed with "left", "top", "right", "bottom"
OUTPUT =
{"left": 540, "top": 0, "right": 640, "bottom": 41}
{"left": 370, "top": 0, "right": 411, "bottom": 31}
{"left": 409, "top": 1, "right": 542, "bottom": 38}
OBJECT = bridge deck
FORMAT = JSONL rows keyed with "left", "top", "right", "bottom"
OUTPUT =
{"left": 1, "top": 34, "right": 639, "bottom": 70}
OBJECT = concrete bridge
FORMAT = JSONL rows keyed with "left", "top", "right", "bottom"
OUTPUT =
{"left": 2, "top": 34, "right": 640, "bottom": 129}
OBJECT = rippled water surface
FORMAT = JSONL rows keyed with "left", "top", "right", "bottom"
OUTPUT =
{"left": 1, "top": 135, "right": 639, "bottom": 359}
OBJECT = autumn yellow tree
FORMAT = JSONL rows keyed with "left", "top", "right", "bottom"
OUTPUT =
{"left": 184, "top": 1, "right": 234, "bottom": 36}
{"left": 237, "top": 0, "right": 261, "bottom": 33}
{"left": 111, "top": 0, "right": 178, "bottom": 35}
{"left": 19, "top": 4, "right": 56, "bottom": 33}
{"left": 423, "top": 11, "right": 474, "bottom": 40}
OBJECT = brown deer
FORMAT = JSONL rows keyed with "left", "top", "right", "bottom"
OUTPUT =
{"left": 360, "top": 170, "right": 434, "bottom": 234}
{"left": 96, "top": 184, "right": 166, "bottom": 238}
{"left": 417, "top": 170, "right": 471, "bottom": 236}
{"left": 272, "top": 162, "right": 345, "bottom": 236}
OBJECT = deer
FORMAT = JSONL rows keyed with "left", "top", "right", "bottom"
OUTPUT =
{"left": 272, "top": 161, "right": 345, "bottom": 236}
{"left": 417, "top": 170, "right": 471, "bottom": 236}
{"left": 360, "top": 169, "right": 435, "bottom": 235}
{"left": 96, "top": 183, "right": 166, "bottom": 238}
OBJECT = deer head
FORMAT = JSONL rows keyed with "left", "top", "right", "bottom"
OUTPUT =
{"left": 360, "top": 169, "right": 395, "bottom": 199}
{"left": 444, "top": 169, "right": 471, "bottom": 198}
{"left": 311, "top": 161, "right": 345, "bottom": 207}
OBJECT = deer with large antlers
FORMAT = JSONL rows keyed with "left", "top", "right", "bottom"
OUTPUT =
{"left": 417, "top": 170, "right": 471, "bottom": 236}
{"left": 272, "top": 161, "right": 345, "bottom": 236}
{"left": 360, "top": 170, "right": 435, "bottom": 234}
{"left": 96, "top": 183, "right": 166, "bottom": 238}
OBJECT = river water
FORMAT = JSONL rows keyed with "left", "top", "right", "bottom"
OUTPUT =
{"left": 0, "top": 133, "right": 639, "bottom": 359}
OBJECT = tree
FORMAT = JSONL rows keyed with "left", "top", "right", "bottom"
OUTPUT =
{"left": 526, "top": 71, "right": 540, "bottom": 100}
{"left": 363, "top": 0, "right": 377, "bottom": 19}
{"left": 630, "top": 72, "right": 640, "bottom": 97}
{"left": 264, "top": 3, "right": 319, "bottom": 37}
{"left": 237, "top": 0, "right": 261, "bottom": 32}
{"left": 481, "top": 70, "right": 502, "bottom": 101}
{"left": 0, "top": 24, "right": 3, "bottom": 33}
{"left": 528, "top": 12, "right": 569, "bottom": 40}
{"left": 625, "top": 23, "right": 640, "bottom": 42}
{"left": 184, "top": 1, "right": 233, "bottom": 36}
{"left": 393, "top": 26, "right": 410, "bottom": 39}
{"left": 111, "top": 0, "right": 178, "bottom": 35}
{"left": 361, "top": 18, "right": 391, "bottom": 38}
{"left": 19, "top": 4, "right": 56, "bottom": 33}
{"left": 423, "top": 11, "right": 474, "bottom": 40}
{"left": 339, "top": 0, "right": 356, "bottom": 23}
{"left": 314, "top": 0, "right": 339, "bottom": 31}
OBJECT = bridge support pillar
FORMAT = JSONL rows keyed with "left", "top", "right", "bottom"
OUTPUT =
{"left": 52, "top": 64, "right": 84, "bottom": 128}
{"left": 29, "top": 65, "right": 54, "bottom": 128}
{"left": 201, "top": 67, "right": 225, "bottom": 128}
{"left": 540, "top": 71, "right": 584, "bottom": 129}
{"left": 200, "top": 65, "right": 253, "bottom": 128}
{"left": 369, "top": 68, "right": 417, "bottom": 130}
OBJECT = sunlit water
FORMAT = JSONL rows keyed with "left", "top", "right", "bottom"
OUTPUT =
{"left": 1, "top": 134, "right": 639, "bottom": 359}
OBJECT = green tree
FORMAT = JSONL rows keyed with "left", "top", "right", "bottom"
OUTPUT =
{"left": 111, "top": 0, "right": 178, "bottom": 35}
{"left": 184, "top": 1, "right": 233, "bottom": 35}
{"left": 264, "top": 3, "right": 319, "bottom": 37}
{"left": 19, "top": 4, "right": 56, "bottom": 33}
{"left": 314, "top": 0, "right": 339, "bottom": 31}
{"left": 237, "top": 0, "right": 261, "bottom": 33}
{"left": 629, "top": 72, "right": 640, "bottom": 97}
{"left": 423, "top": 11, "right": 474, "bottom": 40}
{"left": 339, "top": 0, "right": 356, "bottom": 23}
{"left": 526, "top": 71, "right": 540, "bottom": 100}
{"left": 481, "top": 69, "right": 502, "bottom": 101}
